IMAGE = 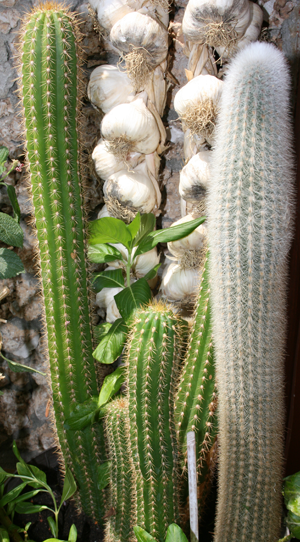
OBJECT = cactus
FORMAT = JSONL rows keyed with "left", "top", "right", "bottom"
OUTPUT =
{"left": 126, "top": 302, "right": 187, "bottom": 542}
{"left": 207, "top": 42, "right": 295, "bottom": 541}
{"left": 104, "top": 397, "right": 135, "bottom": 542}
{"left": 174, "top": 255, "right": 217, "bottom": 517}
{"left": 19, "top": 4, "right": 106, "bottom": 520}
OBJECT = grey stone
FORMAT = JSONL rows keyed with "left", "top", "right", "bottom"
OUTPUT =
{"left": 0, "top": 317, "right": 39, "bottom": 358}
{"left": 29, "top": 385, "right": 51, "bottom": 423}
{"left": 0, "top": 388, "right": 31, "bottom": 436}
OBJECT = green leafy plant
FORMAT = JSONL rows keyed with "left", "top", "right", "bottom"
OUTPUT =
{"left": 0, "top": 442, "right": 77, "bottom": 542}
{"left": 133, "top": 523, "right": 188, "bottom": 542}
{"left": 279, "top": 471, "right": 300, "bottom": 541}
{"left": 0, "top": 146, "right": 24, "bottom": 280}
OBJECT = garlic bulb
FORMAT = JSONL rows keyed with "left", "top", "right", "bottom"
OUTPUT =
{"left": 108, "top": 244, "right": 160, "bottom": 279}
{"left": 101, "top": 98, "right": 160, "bottom": 159}
{"left": 167, "top": 215, "right": 207, "bottom": 260}
{"left": 92, "top": 139, "right": 141, "bottom": 182}
{"left": 97, "top": 204, "right": 111, "bottom": 219}
{"left": 103, "top": 161, "right": 157, "bottom": 218}
{"left": 161, "top": 262, "right": 201, "bottom": 302}
{"left": 174, "top": 75, "right": 223, "bottom": 144}
{"left": 90, "top": 0, "right": 141, "bottom": 32}
{"left": 184, "top": 129, "right": 206, "bottom": 161}
{"left": 88, "top": 65, "right": 135, "bottom": 114}
{"left": 110, "top": 12, "right": 168, "bottom": 89}
{"left": 96, "top": 286, "right": 123, "bottom": 323}
{"left": 182, "top": 0, "right": 251, "bottom": 46}
{"left": 179, "top": 151, "right": 211, "bottom": 203}
{"left": 215, "top": 2, "right": 263, "bottom": 58}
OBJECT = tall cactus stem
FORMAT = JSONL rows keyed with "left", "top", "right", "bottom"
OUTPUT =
{"left": 126, "top": 302, "right": 187, "bottom": 542}
{"left": 104, "top": 397, "right": 135, "bottom": 542}
{"left": 18, "top": 4, "right": 106, "bottom": 520}
{"left": 207, "top": 42, "right": 295, "bottom": 542}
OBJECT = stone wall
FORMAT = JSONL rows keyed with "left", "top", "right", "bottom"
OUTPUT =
{"left": 0, "top": 0, "right": 299, "bottom": 463}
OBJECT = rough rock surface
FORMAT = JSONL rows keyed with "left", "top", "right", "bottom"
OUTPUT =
{"left": 0, "top": 0, "right": 299, "bottom": 462}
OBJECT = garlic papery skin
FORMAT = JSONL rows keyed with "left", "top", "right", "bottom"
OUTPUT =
{"left": 215, "top": 2, "right": 263, "bottom": 58}
{"left": 184, "top": 130, "right": 206, "bottom": 161}
{"left": 167, "top": 215, "right": 207, "bottom": 259}
{"left": 90, "top": 0, "right": 141, "bottom": 32}
{"left": 110, "top": 12, "right": 168, "bottom": 89}
{"left": 103, "top": 161, "right": 157, "bottom": 219}
{"left": 179, "top": 151, "right": 211, "bottom": 203}
{"left": 182, "top": 0, "right": 251, "bottom": 46}
{"left": 88, "top": 65, "right": 135, "bottom": 114}
{"left": 161, "top": 262, "right": 201, "bottom": 303}
{"left": 101, "top": 98, "right": 160, "bottom": 159}
{"left": 97, "top": 204, "right": 111, "bottom": 219}
{"left": 96, "top": 287, "right": 123, "bottom": 323}
{"left": 174, "top": 75, "right": 224, "bottom": 143}
{"left": 92, "top": 140, "right": 141, "bottom": 182}
{"left": 108, "top": 244, "right": 160, "bottom": 279}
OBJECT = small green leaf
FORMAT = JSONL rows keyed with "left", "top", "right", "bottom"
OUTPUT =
{"left": 89, "top": 217, "right": 132, "bottom": 249}
{"left": 16, "top": 462, "right": 47, "bottom": 488}
{"left": 6, "top": 185, "right": 21, "bottom": 223}
{"left": 133, "top": 526, "right": 156, "bottom": 542}
{"left": 14, "top": 502, "right": 50, "bottom": 514}
{"left": 133, "top": 213, "right": 156, "bottom": 247}
{"left": 284, "top": 472, "right": 300, "bottom": 515}
{"left": 68, "top": 524, "right": 77, "bottom": 542}
{"left": 93, "top": 269, "right": 125, "bottom": 292}
{"left": 64, "top": 397, "right": 99, "bottom": 431}
{"left": 0, "top": 527, "right": 9, "bottom": 542}
{"left": 43, "top": 539, "right": 66, "bottom": 542}
{"left": 88, "top": 243, "right": 123, "bottom": 264}
{"left": 286, "top": 510, "right": 300, "bottom": 539}
{"left": 98, "top": 367, "right": 126, "bottom": 408}
{"left": 97, "top": 462, "right": 111, "bottom": 492}
{"left": 115, "top": 279, "right": 151, "bottom": 322}
{"left": 165, "top": 524, "right": 189, "bottom": 542}
{"left": 93, "top": 322, "right": 112, "bottom": 342}
{"left": 0, "top": 213, "right": 23, "bottom": 247}
{"left": 0, "top": 248, "right": 24, "bottom": 279}
{"left": 0, "top": 146, "right": 9, "bottom": 168}
{"left": 11, "top": 489, "right": 41, "bottom": 505}
{"left": 143, "top": 263, "right": 161, "bottom": 282}
{"left": 0, "top": 466, "right": 10, "bottom": 483}
{"left": 60, "top": 468, "right": 77, "bottom": 505}
{"left": 24, "top": 521, "right": 32, "bottom": 532}
{"left": 134, "top": 216, "right": 206, "bottom": 258}
{"left": 5, "top": 357, "right": 46, "bottom": 376}
{"left": 0, "top": 482, "right": 27, "bottom": 507}
{"left": 47, "top": 516, "right": 56, "bottom": 537}
{"left": 92, "top": 318, "right": 127, "bottom": 364}
{"left": 127, "top": 213, "right": 141, "bottom": 241}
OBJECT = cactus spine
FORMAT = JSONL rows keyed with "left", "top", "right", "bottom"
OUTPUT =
{"left": 174, "top": 256, "right": 217, "bottom": 513}
{"left": 104, "top": 397, "right": 135, "bottom": 542}
{"left": 207, "top": 42, "right": 295, "bottom": 541}
{"left": 126, "top": 302, "right": 187, "bottom": 542}
{"left": 19, "top": 5, "right": 105, "bottom": 520}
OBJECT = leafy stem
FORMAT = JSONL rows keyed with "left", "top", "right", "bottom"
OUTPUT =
{"left": 126, "top": 247, "right": 132, "bottom": 288}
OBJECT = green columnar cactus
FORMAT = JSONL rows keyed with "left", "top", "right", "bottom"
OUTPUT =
{"left": 174, "top": 255, "right": 217, "bottom": 513}
{"left": 126, "top": 302, "right": 187, "bottom": 542}
{"left": 207, "top": 42, "right": 295, "bottom": 542}
{"left": 104, "top": 397, "right": 135, "bottom": 542}
{"left": 19, "top": 4, "right": 106, "bottom": 520}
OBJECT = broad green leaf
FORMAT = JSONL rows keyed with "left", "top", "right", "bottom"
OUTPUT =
{"left": 286, "top": 510, "right": 300, "bottom": 539}
{"left": 98, "top": 367, "right": 126, "bottom": 407}
{"left": 6, "top": 185, "right": 21, "bottom": 223}
{"left": 93, "top": 322, "right": 112, "bottom": 342}
{"left": 0, "top": 146, "right": 9, "bottom": 167}
{"left": 97, "top": 462, "right": 111, "bottom": 492}
{"left": 134, "top": 216, "right": 206, "bottom": 258}
{"left": 143, "top": 263, "right": 161, "bottom": 282}
{"left": 93, "top": 318, "right": 127, "bottom": 364}
{"left": 43, "top": 539, "right": 66, "bottom": 542}
{"left": 64, "top": 397, "right": 99, "bottom": 431}
{"left": 5, "top": 357, "right": 46, "bottom": 376}
{"left": 88, "top": 243, "right": 123, "bottom": 264}
{"left": 89, "top": 217, "right": 132, "bottom": 249}
{"left": 0, "top": 248, "right": 24, "bottom": 279}
{"left": 127, "top": 213, "right": 141, "bottom": 241}
{"left": 0, "top": 213, "right": 23, "bottom": 247}
{"left": 17, "top": 462, "right": 47, "bottom": 488}
{"left": 14, "top": 502, "right": 50, "bottom": 514}
{"left": 284, "top": 472, "right": 300, "bottom": 515}
{"left": 0, "top": 527, "right": 9, "bottom": 542}
{"left": 0, "top": 466, "right": 10, "bottom": 483}
{"left": 115, "top": 278, "right": 151, "bottom": 322}
{"left": 68, "top": 524, "right": 77, "bottom": 542}
{"left": 60, "top": 468, "right": 77, "bottom": 506}
{"left": 93, "top": 269, "right": 124, "bottom": 292}
{"left": 47, "top": 516, "right": 56, "bottom": 537}
{"left": 165, "top": 524, "right": 189, "bottom": 542}
{"left": 133, "top": 526, "right": 156, "bottom": 542}
{"left": 133, "top": 213, "right": 156, "bottom": 247}
{"left": 10, "top": 489, "right": 41, "bottom": 505}
{"left": 0, "top": 482, "right": 27, "bottom": 507}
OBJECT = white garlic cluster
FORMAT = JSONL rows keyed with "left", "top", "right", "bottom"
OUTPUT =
{"left": 179, "top": 151, "right": 211, "bottom": 204}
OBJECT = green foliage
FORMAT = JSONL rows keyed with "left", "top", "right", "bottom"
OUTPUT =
{"left": 92, "top": 319, "right": 127, "bottom": 364}
{"left": 281, "top": 472, "right": 300, "bottom": 540}
{"left": 134, "top": 524, "right": 188, "bottom": 542}
{"left": 0, "top": 249, "right": 24, "bottom": 279}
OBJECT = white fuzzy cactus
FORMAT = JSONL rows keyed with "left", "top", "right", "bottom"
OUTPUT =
{"left": 207, "top": 42, "right": 295, "bottom": 542}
